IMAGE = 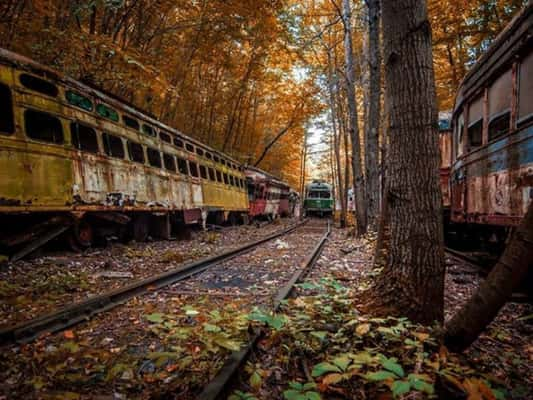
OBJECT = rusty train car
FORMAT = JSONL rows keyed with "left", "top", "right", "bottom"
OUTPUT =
{"left": 245, "top": 166, "right": 291, "bottom": 220}
{"left": 447, "top": 4, "right": 533, "bottom": 246}
{"left": 0, "top": 48, "right": 250, "bottom": 251}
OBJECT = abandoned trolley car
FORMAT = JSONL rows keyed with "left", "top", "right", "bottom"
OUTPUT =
{"left": 448, "top": 4, "right": 533, "bottom": 246}
{"left": 303, "top": 181, "right": 333, "bottom": 217}
{"left": 0, "top": 48, "right": 249, "bottom": 251}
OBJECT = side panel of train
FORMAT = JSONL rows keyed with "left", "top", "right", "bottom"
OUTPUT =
{"left": 450, "top": 30, "right": 533, "bottom": 229}
{"left": 0, "top": 51, "right": 248, "bottom": 249}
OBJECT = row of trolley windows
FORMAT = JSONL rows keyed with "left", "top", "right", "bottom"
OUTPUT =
{"left": 14, "top": 73, "right": 242, "bottom": 171}
{"left": 21, "top": 109, "right": 245, "bottom": 188}
{"left": 457, "top": 51, "right": 533, "bottom": 153}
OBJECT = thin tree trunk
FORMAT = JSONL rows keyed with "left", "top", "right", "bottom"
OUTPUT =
{"left": 365, "top": 0, "right": 382, "bottom": 229}
{"left": 342, "top": 0, "right": 368, "bottom": 236}
{"left": 369, "top": 0, "right": 444, "bottom": 324}
{"left": 445, "top": 201, "right": 533, "bottom": 352}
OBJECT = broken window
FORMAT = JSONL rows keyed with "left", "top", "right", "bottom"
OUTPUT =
{"left": 467, "top": 119, "right": 483, "bottom": 148}
{"left": 186, "top": 143, "right": 194, "bottom": 152}
{"left": 518, "top": 51, "right": 533, "bottom": 124}
{"left": 96, "top": 104, "right": 119, "bottom": 122}
{"left": 189, "top": 161, "right": 199, "bottom": 177}
{"left": 0, "top": 83, "right": 14, "bottom": 135}
{"left": 467, "top": 96, "right": 483, "bottom": 149}
{"left": 20, "top": 74, "right": 58, "bottom": 97}
{"left": 147, "top": 147, "right": 162, "bottom": 168}
{"left": 71, "top": 122, "right": 99, "bottom": 153}
{"left": 163, "top": 153, "right": 176, "bottom": 172}
{"left": 206, "top": 152, "right": 212, "bottom": 160}
{"left": 208, "top": 167, "right": 215, "bottom": 181}
{"left": 142, "top": 124, "right": 156, "bottom": 137}
{"left": 102, "top": 133, "right": 125, "bottom": 158}
{"left": 66, "top": 90, "right": 93, "bottom": 111}
{"left": 196, "top": 147, "right": 204, "bottom": 156}
{"left": 123, "top": 115, "right": 140, "bottom": 130}
{"left": 174, "top": 138, "right": 184, "bottom": 148}
{"left": 488, "top": 112, "right": 511, "bottom": 142}
{"left": 216, "top": 170, "right": 222, "bottom": 182}
{"left": 160, "top": 132, "right": 171, "bottom": 143}
{"left": 127, "top": 141, "right": 144, "bottom": 164}
{"left": 214, "top": 155, "right": 220, "bottom": 163}
{"left": 25, "top": 109, "right": 63, "bottom": 144}
{"left": 199, "top": 165, "right": 208, "bottom": 179}
{"left": 177, "top": 158, "right": 188, "bottom": 175}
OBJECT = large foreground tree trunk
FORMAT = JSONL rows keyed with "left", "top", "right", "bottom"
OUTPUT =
{"left": 342, "top": 0, "right": 368, "bottom": 236}
{"left": 445, "top": 201, "right": 533, "bottom": 352}
{"left": 369, "top": 0, "right": 444, "bottom": 324}
{"left": 365, "top": 0, "right": 382, "bottom": 229}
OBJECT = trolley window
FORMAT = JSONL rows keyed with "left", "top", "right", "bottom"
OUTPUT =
{"left": 174, "top": 138, "right": 184, "bottom": 148}
{"left": 214, "top": 155, "right": 220, "bottom": 163}
{"left": 123, "top": 115, "right": 140, "bottom": 130}
{"left": 20, "top": 74, "right": 58, "bottom": 97}
{"left": 160, "top": 132, "right": 171, "bottom": 143}
{"left": 186, "top": 143, "right": 194, "bottom": 152}
{"left": 177, "top": 158, "right": 188, "bottom": 175}
{"left": 199, "top": 165, "right": 208, "bottom": 179}
{"left": 102, "top": 133, "right": 125, "bottom": 159}
{"left": 518, "top": 51, "right": 533, "bottom": 124}
{"left": 163, "top": 153, "right": 176, "bottom": 172}
{"left": 196, "top": 147, "right": 204, "bottom": 156}
{"left": 189, "top": 161, "right": 199, "bottom": 178}
{"left": 127, "top": 141, "right": 145, "bottom": 164}
{"left": 488, "top": 112, "right": 510, "bottom": 142}
{"left": 489, "top": 70, "right": 511, "bottom": 119}
{"left": 320, "top": 191, "right": 331, "bottom": 198}
{"left": 142, "top": 124, "right": 156, "bottom": 137}
{"left": 25, "top": 109, "right": 63, "bottom": 144}
{"left": 206, "top": 152, "right": 213, "bottom": 160}
{"left": 147, "top": 147, "right": 162, "bottom": 168}
{"left": 0, "top": 83, "right": 14, "bottom": 135}
{"left": 96, "top": 104, "right": 119, "bottom": 122}
{"left": 229, "top": 175, "right": 235, "bottom": 186}
{"left": 208, "top": 167, "right": 216, "bottom": 181}
{"left": 467, "top": 120, "right": 483, "bottom": 148}
{"left": 216, "top": 170, "right": 222, "bottom": 182}
{"left": 223, "top": 173, "right": 229, "bottom": 185}
{"left": 66, "top": 90, "right": 93, "bottom": 111}
{"left": 71, "top": 122, "right": 99, "bottom": 153}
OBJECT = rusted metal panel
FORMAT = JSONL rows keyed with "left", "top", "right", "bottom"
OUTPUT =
{"left": 450, "top": 123, "right": 533, "bottom": 226}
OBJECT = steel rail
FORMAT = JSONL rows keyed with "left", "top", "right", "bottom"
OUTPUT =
{"left": 0, "top": 221, "right": 308, "bottom": 345}
{"left": 197, "top": 220, "right": 331, "bottom": 400}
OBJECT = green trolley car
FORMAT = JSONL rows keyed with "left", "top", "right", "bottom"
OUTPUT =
{"left": 303, "top": 181, "right": 333, "bottom": 217}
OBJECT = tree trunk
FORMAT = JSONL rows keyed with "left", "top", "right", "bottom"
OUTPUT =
{"left": 369, "top": 0, "right": 444, "bottom": 324}
{"left": 342, "top": 0, "right": 368, "bottom": 236}
{"left": 326, "top": 49, "right": 345, "bottom": 227}
{"left": 365, "top": 0, "right": 382, "bottom": 229}
{"left": 445, "top": 201, "right": 533, "bottom": 352}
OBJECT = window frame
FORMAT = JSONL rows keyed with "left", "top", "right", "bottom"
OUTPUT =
{"left": 147, "top": 147, "right": 162, "bottom": 168}
{"left": 0, "top": 82, "right": 15, "bottom": 135}
{"left": 24, "top": 108, "right": 64, "bottom": 144}
{"left": 102, "top": 132, "right": 125, "bottom": 159}
{"left": 19, "top": 74, "right": 58, "bottom": 97}
{"left": 163, "top": 153, "right": 176, "bottom": 172}
{"left": 127, "top": 140, "right": 145, "bottom": 164}
{"left": 70, "top": 122, "right": 99, "bottom": 154}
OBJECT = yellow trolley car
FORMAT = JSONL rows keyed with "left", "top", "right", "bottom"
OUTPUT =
{"left": 0, "top": 49, "right": 248, "bottom": 253}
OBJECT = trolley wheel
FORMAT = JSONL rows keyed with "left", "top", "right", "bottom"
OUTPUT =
{"left": 133, "top": 214, "right": 149, "bottom": 242}
{"left": 68, "top": 219, "right": 93, "bottom": 251}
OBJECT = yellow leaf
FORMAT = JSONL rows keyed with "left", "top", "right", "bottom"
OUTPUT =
{"left": 356, "top": 323, "right": 370, "bottom": 336}
{"left": 414, "top": 332, "right": 429, "bottom": 341}
{"left": 322, "top": 373, "right": 344, "bottom": 385}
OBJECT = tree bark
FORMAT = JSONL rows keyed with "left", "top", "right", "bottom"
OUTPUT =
{"left": 342, "top": 0, "right": 368, "bottom": 236}
{"left": 369, "top": 0, "right": 444, "bottom": 324}
{"left": 445, "top": 201, "right": 533, "bottom": 352}
{"left": 365, "top": 0, "right": 382, "bottom": 229}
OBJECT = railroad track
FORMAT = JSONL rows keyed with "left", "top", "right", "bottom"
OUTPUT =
{"left": 0, "top": 220, "right": 311, "bottom": 345}
{"left": 198, "top": 220, "right": 330, "bottom": 400}
{"left": 444, "top": 247, "right": 497, "bottom": 274}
